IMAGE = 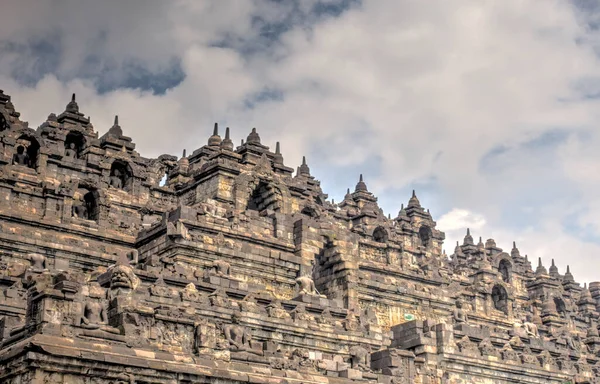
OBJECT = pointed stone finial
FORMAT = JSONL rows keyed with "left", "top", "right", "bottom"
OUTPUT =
{"left": 511, "top": 241, "right": 520, "bottom": 258}
{"left": 220, "top": 127, "right": 233, "bottom": 151}
{"left": 273, "top": 142, "right": 284, "bottom": 164}
{"left": 65, "top": 92, "right": 80, "bottom": 113}
{"left": 208, "top": 123, "right": 222, "bottom": 146}
{"left": 463, "top": 228, "right": 474, "bottom": 246}
{"left": 397, "top": 203, "right": 408, "bottom": 219}
{"left": 108, "top": 115, "right": 123, "bottom": 137}
{"left": 182, "top": 149, "right": 187, "bottom": 158}
{"left": 477, "top": 236, "right": 484, "bottom": 249}
{"left": 241, "top": 139, "right": 245, "bottom": 145}
{"left": 298, "top": 156, "right": 311, "bottom": 176}
{"left": 408, "top": 190, "right": 421, "bottom": 208}
{"left": 549, "top": 258, "right": 558, "bottom": 277}
{"left": 355, "top": 174, "right": 368, "bottom": 192}
{"left": 388, "top": 213, "right": 391, "bottom": 219}
{"left": 276, "top": 142, "right": 281, "bottom": 154}
{"left": 564, "top": 265, "right": 574, "bottom": 282}
{"left": 347, "top": 188, "right": 350, "bottom": 195}
{"left": 535, "top": 257, "right": 547, "bottom": 276}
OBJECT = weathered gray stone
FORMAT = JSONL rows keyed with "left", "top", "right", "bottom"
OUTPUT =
{"left": 0, "top": 91, "right": 593, "bottom": 383}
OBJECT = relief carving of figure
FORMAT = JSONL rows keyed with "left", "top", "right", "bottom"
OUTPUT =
{"left": 223, "top": 312, "right": 263, "bottom": 355}
{"left": 110, "top": 168, "right": 123, "bottom": 189}
{"left": 79, "top": 300, "right": 120, "bottom": 334}
{"left": 108, "top": 257, "right": 140, "bottom": 297}
{"left": 291, "top": 304, "right": 314, "bottom": 322}
{"left": 523, "top": 314, "right": 539, "bottom": 338}
{"left": 295, "top": 274, "right": 324, "bottom": 297}
{"left": 181, "top": 283, "right": 203, "bottom": 302}
{"left": 291, "top": 348, "right": 315, "bottom": 371}
{"left": 72, "top": 200, "right": 88, "bottom": 219}
{"left": 349, "top": 345, "right": 371, "bottom": 371}
{"left": 208, "top": 259, "right": 230, "bottom": 277}
{"left": 209, "top": 288, "right": 229, "bottom": 307}
{"left": 453, "top": 299, "right": 468, "bottom": 324}
{"left": 266, "top": 300, "right": 290, "bottom": 320}
{"left": 28, "top": 253, "right": 46, "bottom": 271}
{"left": 239, "top": 293, "right": 260, "bottom": 313}
{"left": 344, "top": 309, "right": 361, "bottom": 331}
{"left": 65, "top": 142, "right": 77, "bottom": 159}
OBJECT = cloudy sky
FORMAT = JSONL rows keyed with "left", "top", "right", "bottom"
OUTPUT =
{"left": 2, "top": 0, "right": 600, "bottom": 282}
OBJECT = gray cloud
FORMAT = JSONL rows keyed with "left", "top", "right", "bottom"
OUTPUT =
{"left": 2, "top": 0, "right": 600, "bottom": 282}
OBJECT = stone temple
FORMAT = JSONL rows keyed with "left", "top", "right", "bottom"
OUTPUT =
{"left": 0, "top": 89, "right": 598, "bottom": 384}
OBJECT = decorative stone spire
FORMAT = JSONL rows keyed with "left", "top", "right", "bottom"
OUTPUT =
{"left": 477, "top": 236, "right": 484, "bottom": 250}
{"left": 407, "top": 190, "right": 421, "bottom": 208}
{"left": 564, "top": 265, "right": 574, "bottom": 282}
{"left": 395, "top": 203, "right": 409, "bottom": 222}
{"left": 579, "top": 283, "right": 593, "bottom": 305}
{"left": 510, "top": 242, "right": 520, "bottom": 258}
{"left": 549, "top": 259, "right": 559, "bottom": 277}
{"left": 535, "top": 257, "right": 547, "bottom": 275}
{"left": 463, "top": 228, "right": 474, "bottom": 246}
{"left": 273, "top": 142, "right": 284, "bottom": 164}
{"left": 485, "top": 238, "right": 497, "bottom": 249}
{"left": 355, "top": 174, "right": 368, "bottom": 192}
{"left": 298, "top": 156, "right": 311, "bottom": 177}
{"left": 220, "top": 127, "right": 234, "bottom": 151}
{"left": 108, "top": 115, "right": 123, "bottom": 137}
{"left": 246, "top": 127, "right": 261, "bottom": 144}
{"left": 208, "top": 123, "right": 222, "bottom": 146}
{"left": 66, "top": 93, "right": 79, "bottom": 114}
{"left": 399, "top": 203, "right": 407, "bottom": 216}
{"left": 454, "top": 241, "right": 464, "bottom": 257}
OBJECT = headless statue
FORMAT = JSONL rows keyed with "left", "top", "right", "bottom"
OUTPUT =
{"left": 12, "top": 146, "right": 29, "bottom": 167}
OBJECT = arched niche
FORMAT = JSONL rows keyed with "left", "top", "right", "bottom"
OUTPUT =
{"left": 491, "top": 284, "right": 509, "bottom": 315}
{"left": 498, "top": 259, "right": 512, "bottom": 283}
{"left": 65, "top": 131, "right": 86, "bottom": 159}
{"left": 418, "top": 225, "right": 433, "bottom": 247}
{"left": 13, "top": 135, "right": 40, "bottom": 169}
{"left": 554, "top": 297, "right": 567, "bottom": 316}
{"left": 109, "top": 160, "right": 133, "bottom": 191}
{"left": 0, "top": 113, "right": 9, "bottom": 132}
{"left": 247, "top": 180, "right": 282, "bottom": 212}
{"left": 301, "top": 206, "right": 319, "bottom": 218}
{"left": 373, "top": 226, "right": 389, "bottom": 243}
{"left": 72, "top": 187, "right": 99, "bottom": 221}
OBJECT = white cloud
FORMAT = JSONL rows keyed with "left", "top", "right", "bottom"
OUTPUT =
{"left": 2, "top": 1, "right": 600, "bottom": 283}
{"left": 438, "top": 208, "right": 486, "bottom": 233}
